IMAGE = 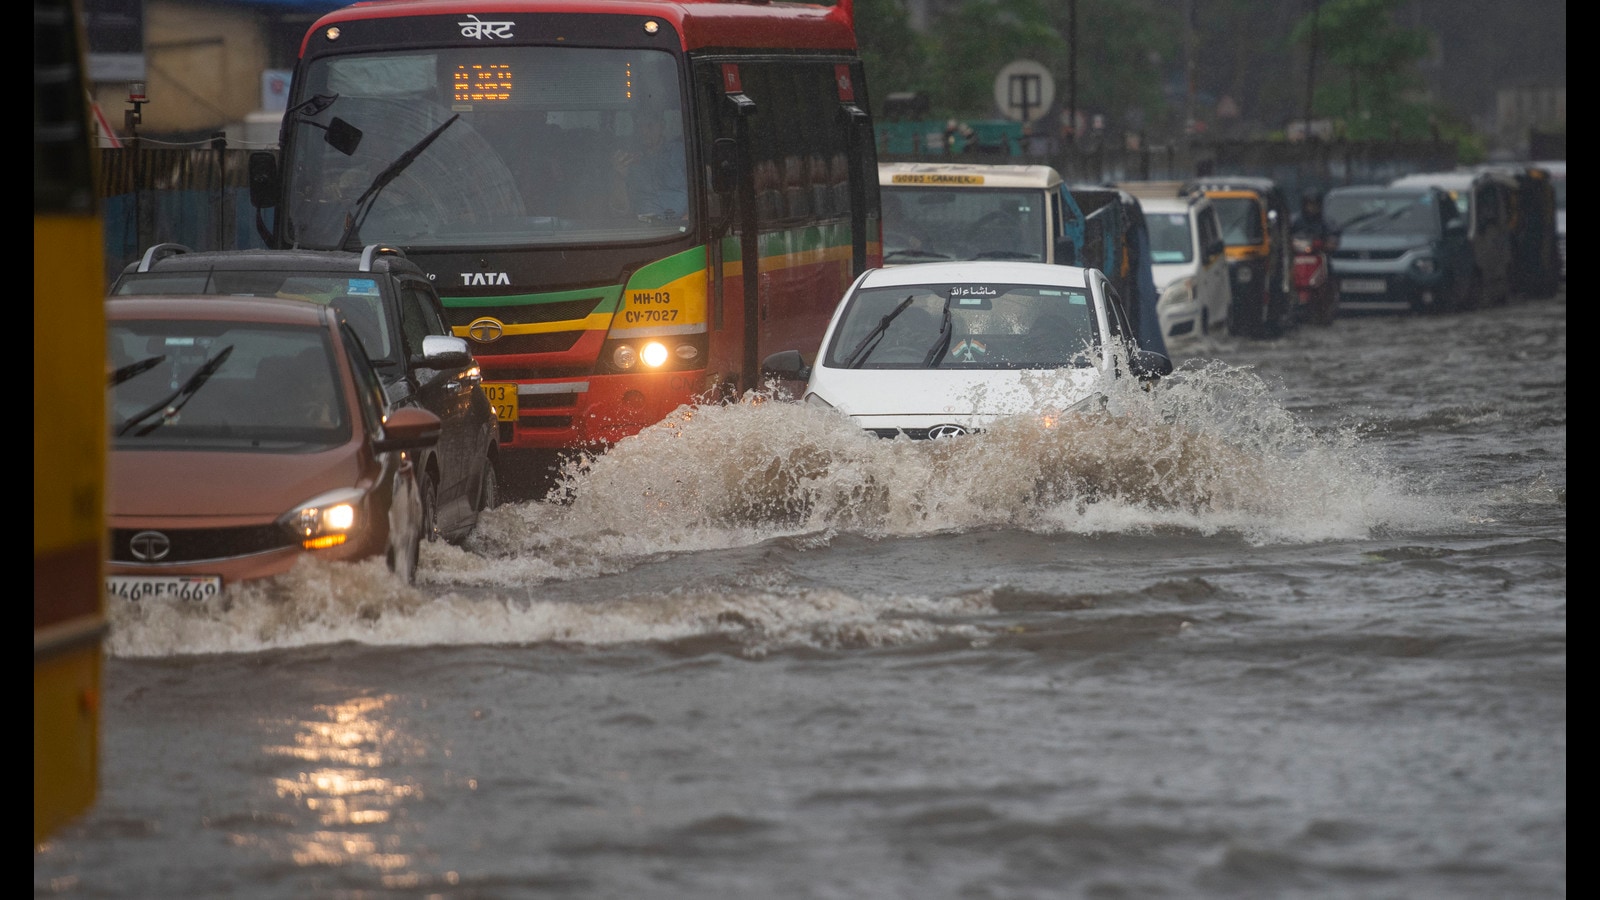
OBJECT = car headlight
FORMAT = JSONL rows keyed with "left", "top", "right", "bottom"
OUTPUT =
{"left": 1411, "top": 256, "right": 1437, "bottom": 275}
{"left": 281, "top": 487, "right": 369, "bottom": 549}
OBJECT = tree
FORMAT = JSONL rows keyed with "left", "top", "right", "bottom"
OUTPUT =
{"left": 854, "top": 0, "right": 931, "bottom": 118}
{"left": 1291, "top": 0, "right": 1433, "bottom": 140}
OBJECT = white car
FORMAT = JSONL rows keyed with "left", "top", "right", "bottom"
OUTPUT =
{"left": 760, "top": 261, "right": 1171, "bottom": 438}
{"left": 1130, "top": 188, "right": 1233, "bottom": 344}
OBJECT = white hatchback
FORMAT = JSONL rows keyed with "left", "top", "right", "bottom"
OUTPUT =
{"left": 760, "top": 261, "right": 1171, "bottom": 438}
{"left": 1136, "top": 191, "right": 1233, "bottom": 344}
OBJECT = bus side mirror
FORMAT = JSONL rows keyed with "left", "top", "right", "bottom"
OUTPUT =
{"left": 248, "top": 151, "right": 280, "bottom": 209}
{"left": 711, "top": 137, "right": 739, "bottom": 195}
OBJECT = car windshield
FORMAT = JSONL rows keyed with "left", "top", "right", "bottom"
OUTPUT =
{"left": 1145, "top": 211, "right": 1195, "bottom": 263}
{"left": 113, "top": 272, "right": 397, "bottom": 365}
{"left": 1324, "top": 191, "right": 1444, "bottom": 236}
{"left": 881, "top": 187, "right": 1047, "bottom": 263}
{"left": 825, "top": 283, "right": 1099, "bottom": 369}
{"left": 1210, "top": 196, "right": 1264, "bottom": 246}
{"left": 280, "top": 46, "right": 689, "bottom": 249}
{"left": 108, "top": 321, "right": 351, "bottom": 449}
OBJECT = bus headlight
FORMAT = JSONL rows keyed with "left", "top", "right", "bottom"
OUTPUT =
{"left": 641, "top": 341, "right": 669, "bottom": 367}
{"left": 613, "top": 344, "right": 639, "bottom": 370}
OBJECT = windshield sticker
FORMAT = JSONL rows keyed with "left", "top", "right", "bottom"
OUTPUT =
{"left": 950, "top": 338, "right": 988, "bottom": 361}
{"left": 346, "top": 278, "right": 380, "bottom": 296}
{"left": 950, "top": 285, "right": 998, "bottom": 301}
{"left": 1151, "top": 251, "right": 1187, "bottom": 263}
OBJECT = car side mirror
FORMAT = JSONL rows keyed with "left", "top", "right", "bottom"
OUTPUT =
{"left": 711, "top": 137, "right": 740, "bottom": 195}
{"left": 373, "top": 405, "right": 441, "bottom": 452}
{"left": 414, "top": 334, "right": 474, "bottom": 370}
{"left": 1129, "top": 349, "right": 1173, "bottom": 380}
{"left": 1445, "top": 217, "right": 1467, "bottom": 236}
{"left": 760, "top": 349, "right": 811, "bottom": 382}
{"left": 248, "top": 151, "right": 280, "bottom": 209}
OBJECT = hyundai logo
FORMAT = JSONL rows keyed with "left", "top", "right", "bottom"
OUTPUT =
{"left": 927, "top": 424, "right": 969, "bottom": 440}
{"left": 129, "top": 530, "right": 172, "bottom": 561}
{"left": 468, "top": 317, "right": 504, "bottom": 343}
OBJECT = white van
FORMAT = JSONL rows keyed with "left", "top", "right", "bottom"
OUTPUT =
{"left": 879, "top": 162, "right": 1072, "bottom": 265}
{"left": 1120, "top": 183, "right": 1232, "bottom": 342}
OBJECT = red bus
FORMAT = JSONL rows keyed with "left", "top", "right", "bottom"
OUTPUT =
{"left": 247, "top": 0, "right": 881, "bottom": 477}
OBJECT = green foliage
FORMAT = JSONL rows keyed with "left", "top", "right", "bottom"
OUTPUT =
{"left": 1291, "top": 0, "right": 1441, "bottom": 140}
{"left": 853, "top": 0, "right": 931, "bottom": 115}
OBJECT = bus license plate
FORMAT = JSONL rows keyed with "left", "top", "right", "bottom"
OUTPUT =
{"left": 1341, "top": 278, "right": 1388, "bottom": 294}
{"left": 106, "top": 575, "right": 222, "bottom": 602}
{"left": 481, "top": 382, "right": 518, "bottom": 422}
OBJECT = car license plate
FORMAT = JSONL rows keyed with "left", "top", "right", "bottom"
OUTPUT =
{"left": 106, "top": 574, "right": 222, "bottom": 602}
{"left": 1341, "top": 278, "right": 1388, "bottom": 294}
{"left": 481, "top": 382, "right": 518, "bottom": 422}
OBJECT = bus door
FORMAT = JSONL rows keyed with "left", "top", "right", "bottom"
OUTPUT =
{"left": 696, "top": 58, "right": 877, "bottom": 392}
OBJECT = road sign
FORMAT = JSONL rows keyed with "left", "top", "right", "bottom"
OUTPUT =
{"left": 993, "top": 59, "right": 1055, "bottom": 124}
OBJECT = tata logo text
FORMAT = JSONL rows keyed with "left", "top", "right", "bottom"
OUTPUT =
{"left": 468, "top": 317, "right": 504, "bottom": 343}
{"left": 460, "top": 272, "right": 511, "bottom": 286}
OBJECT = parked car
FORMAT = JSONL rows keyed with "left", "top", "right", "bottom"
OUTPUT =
{"left": 105, "top": 295, "right": 441, "bottom": 595}
{"left": 1389, "top": 170, "right": 1515, "bottom": 307}
{"left": 759, "top": 260, "right": 1171, "bottom": 439}
{"left": 1323, "top": 185, "right": 1475, "bottom": 314}
{"left": 1181, "top": 176, "right": 1295, "bottom": 337}
{"left": 1120, "top": 184, "right": 1233, "bottom": 344}
{"left": 111, "top": 243, "right": 500, "bottom": 543}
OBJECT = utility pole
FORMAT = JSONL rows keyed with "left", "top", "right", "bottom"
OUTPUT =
{"left": 1184, "top": 0, "right": 1196, "bottom": 144}
{"left": 1067, "top": 0, "right": 1077, "bottom": 148}
{"left": 1303, "top": 0, "right": 1320, "bottom": 140}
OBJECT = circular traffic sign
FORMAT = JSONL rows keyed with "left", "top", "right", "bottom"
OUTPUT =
{"left": 993, "top": 59, "right": 1055, "bottom": 123}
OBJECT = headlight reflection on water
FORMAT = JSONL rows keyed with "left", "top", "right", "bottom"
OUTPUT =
{"left": 259, "top": 695, "right": 432, "bottom": 873}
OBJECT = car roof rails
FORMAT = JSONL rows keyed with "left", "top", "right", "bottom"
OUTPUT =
{"left": 135, "top": 242, "right": 193, "bottom": 272}
{"left": 360, "top": 243, "right": 407, "bottom": 272}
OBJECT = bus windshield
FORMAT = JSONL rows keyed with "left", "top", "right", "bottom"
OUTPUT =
{"left": 281, "top": 47, "right": 690, "bottom": 250}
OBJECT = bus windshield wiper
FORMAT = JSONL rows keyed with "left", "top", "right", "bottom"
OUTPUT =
{"left": 922, "top": 294, "right": 953, "bottom": 368}
{"left": 337, "top": 113, "right": 460, "bottom": 249}
{"left": 116, "top": 345, "right": 234, "bottom": 437}
{"left": 843, "top": 294, "right": 915, "bottom": 368}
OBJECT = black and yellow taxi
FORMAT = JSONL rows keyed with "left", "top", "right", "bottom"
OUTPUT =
{"left": 1182, "top": 176, "right": 1296, "bottom": 338}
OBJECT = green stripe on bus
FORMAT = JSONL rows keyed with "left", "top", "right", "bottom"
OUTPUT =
{"left": 440, "top": 283, "right": 625, "bottom": 310}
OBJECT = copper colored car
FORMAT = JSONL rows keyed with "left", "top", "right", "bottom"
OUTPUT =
{"left": 105, "top": 295, "right": 441, "bottom": 600}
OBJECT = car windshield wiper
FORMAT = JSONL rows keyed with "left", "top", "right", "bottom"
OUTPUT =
{"left": 109, "top": 354, "right": 166, "bottom": 387}
{"left": 842, "top": 294, "right": 915, "bottom": 368}
{"left": 923, "top": 294, "right": 953, "bottom": 367}
{"left": 116, "top": 345, "right": 234, "bottom": 437}
{"left": 337, "top": 113, "right": 460, "bottom": 249}
{"left": 884, "top": 248, "right": 954, "bottom": 261}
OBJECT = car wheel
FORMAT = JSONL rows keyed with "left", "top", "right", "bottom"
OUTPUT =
{"left": 420, "top": 469, "right": 439, "bottom": 543}
{"left": 387, "top": 471, "right": 421, "bottom": 585}
{"left": 477, "top": 457, "right": 499, "bottom": 512}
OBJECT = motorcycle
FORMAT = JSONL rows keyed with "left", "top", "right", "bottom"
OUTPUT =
{"left": 1292, "top": 232, "right": 1339, "bottom": 325}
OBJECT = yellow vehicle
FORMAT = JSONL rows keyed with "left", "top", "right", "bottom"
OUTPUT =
{"left": 1183, "top": 176, "right": 1295, "bottom": 338}
{"left": 35, "top": 0, "right": 107, "bottom": 844}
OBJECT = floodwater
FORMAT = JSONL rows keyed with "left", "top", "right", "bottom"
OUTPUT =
{"left": 38, "top": 291, "right": 1565, "bottom": 899}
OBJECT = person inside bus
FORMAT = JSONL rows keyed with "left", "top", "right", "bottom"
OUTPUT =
{"left": 611, "top": 113, "right": 688, "bottom": 221}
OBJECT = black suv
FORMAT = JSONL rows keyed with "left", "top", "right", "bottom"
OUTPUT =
{"left": 112, "top": 243, "right": 501, "bottom": 544}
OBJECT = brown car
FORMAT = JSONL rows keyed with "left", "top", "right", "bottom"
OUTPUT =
{"left": 105, "top": 295, "right": 441, "bottom": 598}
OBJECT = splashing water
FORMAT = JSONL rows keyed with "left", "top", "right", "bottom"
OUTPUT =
{"left": 106, "top": 358, "right": 1455, "bottom": 657}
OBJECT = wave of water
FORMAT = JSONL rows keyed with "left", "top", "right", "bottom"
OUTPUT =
{"left": 106, "top": 359, "right": 1462, "bottom": 659}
